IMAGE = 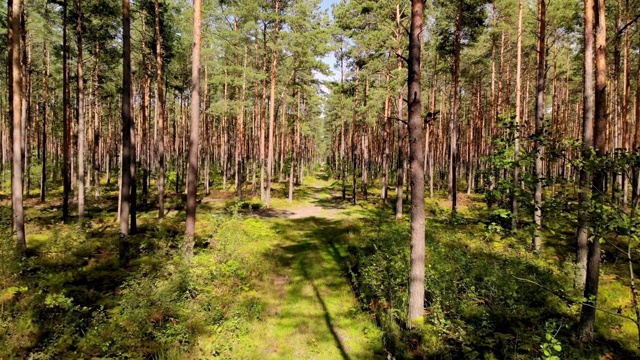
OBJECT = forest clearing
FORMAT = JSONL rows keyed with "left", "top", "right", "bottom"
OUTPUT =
{"left": 3, "top": 0, "right": 640, "bottom": 358}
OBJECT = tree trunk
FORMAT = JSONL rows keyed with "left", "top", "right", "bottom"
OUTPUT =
{"left": 533, "top": 0, "right": 546, "bottom": 251}
{"left": 185, "top": 0, "right": 201, "bottom": 260}
{"left": 382, "top": 86, "right": 390, "bottom": 203}
{"left": 449, "top": 5, "right": 462, "bottom": 215}
{"left": 62, "top": 0, "right": 71, "bottom": 222}
{"left": 579, "top": 0, "right": 607, "bottom": 341}
{"left": 340, "top": 43, "right": 346, "bottom": 200}
{"left": 76, "top": 0, "right": 85, "bottom": 219}
{"left": 9, "top": 0, "right": 26, "bottom": 251}
{"left": 576, "top": 0, "right": 596, "bottom": 291}
{"left": 155, "top": 0, "right": 166, "bottom": 218}
{"left": 120, "top": 0, "right": 133, "bottom": 253}
{"left": 407, "top": 0, "right": 425, "bottom": 326}
{"left": 634, "top": 28, "right": 640, "bottom": 209}
{"left": 511, "top": 0, "right": 523, "bottom": 230}
{"left": 40, "top": 43, "right": 49, "bottom": 202}
{"left": 352, "top": 66, "right": 359, "bottom": 205}
{"left": 395, "top": 3, "right": 403, "bottom": 220}
{"left": 265, "top": 0, "right": 279, "bottom": 208}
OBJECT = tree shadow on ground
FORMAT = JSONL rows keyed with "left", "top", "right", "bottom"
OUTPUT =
{"left": 1, "top": 199, "right": 195, "bottom": 358}
{"left": 272, "top": 191, "right": 640, "bottom": 359}
{"left": 263, "top": 216, "right": 387, "bottom": 359}
{"left": 348, "top": 212, "right": 640, "bottom": 359}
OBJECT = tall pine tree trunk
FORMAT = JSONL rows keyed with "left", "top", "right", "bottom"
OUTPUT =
{"left": 265, "top": 0, "right": 279, "bottom": 208}
{"left": 155, "top": 0, "right": 166, "bottom": 218}
{"left": 40, "top": 43, "right": 48, "bottom": 202}
{"left": 407, "top": 0, "right": 425, "bottom": 326}
{"left": 76, "top": 0, "right": 85, "bottom": 219}
{"left": 449, "top": 4, "right": 462, "bottom": 215}
{"left": 9, "top": 0, "right": 26, "bottom": 251}
{"left": 576, "top": 0, "right": 596, "bottom": 290}
{"left": 62, "top": 0, "right": 71, "bottom": 222}
{"left": 634, "top": 29, "right": 640, "bottom": 210}
{"left": 579, "top": 0, "right": 607, "bottom": 340}
{"left": 533, "top": 0, "right": 546, "bottom": 251}
{"left": 185, "top": 0, "right": 201, "bottom": 260}
{"left": 120, "top": 0, "right": 133, "bottom": 250}
{"left": 512, "top": 0, "right": 523, "bottom": 230}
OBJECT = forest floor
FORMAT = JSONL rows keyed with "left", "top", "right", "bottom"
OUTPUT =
{"left": 196, "top": 177, "right": 386, "bottom": 359}
{"left": 2, "top": 173, "right": 640, "bottom": 359}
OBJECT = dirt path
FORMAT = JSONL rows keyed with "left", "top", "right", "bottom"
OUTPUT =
{"left": 256, "top": 182, "right": 345, "bottom": 220}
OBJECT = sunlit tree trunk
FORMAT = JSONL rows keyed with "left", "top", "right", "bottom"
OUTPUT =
{"left": 579, "top": 0, "right": 607, "bottom": 340}
{"left": 448, "top": 4, "right": 462, "bottom": 215}
{"left": 511, "top": 0, "right": 523, "bottom": 230}
{"left": 185, "top": 0, "right": 201, "bottom": 260}
{"left": 407, "top": 0, "right": 425, "bottom": 326}
{"left": 576, "top": 0, "right": 596, "bottom": 290}
{"left": 265, "top": 0, "right": 279, "bottom": 208}
{"left": 9, "top": 0, "right": 26, "bottom": 251}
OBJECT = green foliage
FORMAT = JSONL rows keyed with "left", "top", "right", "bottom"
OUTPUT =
{"left": 348, "top": 222, "right": 411, "bottom": 317}
{"left": 347, "top": 214, "right": 617, "bottom": 359}
{"left": 0, "top": 208, "right": 270, "bottom": 359}
{"left": 539, "top": 322, "right": 563, "bottom": 360}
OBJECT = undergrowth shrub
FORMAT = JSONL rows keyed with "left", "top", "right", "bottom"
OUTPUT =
{"left": 0, "top": 212, "right": 267, "bottom": 359}
{"left": 348, "top": 219, "right": 576, "bottom": 359}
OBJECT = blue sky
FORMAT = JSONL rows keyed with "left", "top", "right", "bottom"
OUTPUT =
{"left": 317, "top": 0, "right": 338, "bottom": 83}
{"left": 320, "top": 0, "right": 337, "bottom": 12}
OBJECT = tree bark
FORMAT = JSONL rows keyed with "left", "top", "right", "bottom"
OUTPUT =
{"left": 533, "top": 0, "right": 547, "bottom": 251}
{"left": 76, "top": 0, "right": 85, "bottom": 219}
{"left": 62, "top": 0, "right": 71, "bottom": 222}
{"left": 155, "top": 0, "right": 166, "bottom": 218}
{"left": 512, "top": 0, "right": 523, "bottom": 230}
{"left": 40, "top": 43, "right": 49, "bottom": 202}
{"left": 185, "top": 0, "right": 201, "bottom": 260}
{"left": 407, "top": 0, "right": 425, "bottom": 326}
{"left": 448, "top": 4, "right": 462, "bottom": 215}
{"left": 634, "top": 28, "right": 640, "bottom": 209}
{"left": 9, "top": 0, "right": 26, "bottom": 251}
{"left": 579, "top": 0, "right": 607, "bottom": 341}
{"left": 265, "top": 0, "right": 279, "bottom": 208}
{"left": 576, "top": 0, "right": 596, "bottom": 290}
{"left": 120, "top": 0, "right": 133, "bottom": 251}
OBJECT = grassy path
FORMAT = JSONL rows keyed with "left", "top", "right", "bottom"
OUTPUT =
{"left": 232, "top": 217, "right": 383, "bottom": 359}
{"left": 203, "top": 180, "right": 384, "bottom": 359}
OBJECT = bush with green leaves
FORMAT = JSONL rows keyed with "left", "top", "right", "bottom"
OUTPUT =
{"left": 0, "top": 212, "right": 271, "bottom": 359}
{"left": 347, "top": 218, "right": 584, "bottom": 359}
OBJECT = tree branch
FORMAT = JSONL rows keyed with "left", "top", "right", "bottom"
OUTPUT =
{"left": 615, "top": 13, "right": 640, "bottom": 40}
{"left": 395, "top": 52, "right": 408, "bottom": 64}
{"left": 387, "top": 117, "right": 407, "bottom": 126}
{"left": 424, "top": 111, "right": 440, "bottom": 125}
{"left": 512, "top": 275, "right": 638, "bottom": 324}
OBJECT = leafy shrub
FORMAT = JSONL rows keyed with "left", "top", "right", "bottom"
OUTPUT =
{"left": 0, "top": 211, "right": 270, "bottom": 359}
{"left": 348, "top": 220, "right": 575, "bottom": 359}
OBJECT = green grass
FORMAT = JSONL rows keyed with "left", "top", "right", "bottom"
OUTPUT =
{"left": 196, "top": 217, "right": 384, "bottom": 359}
